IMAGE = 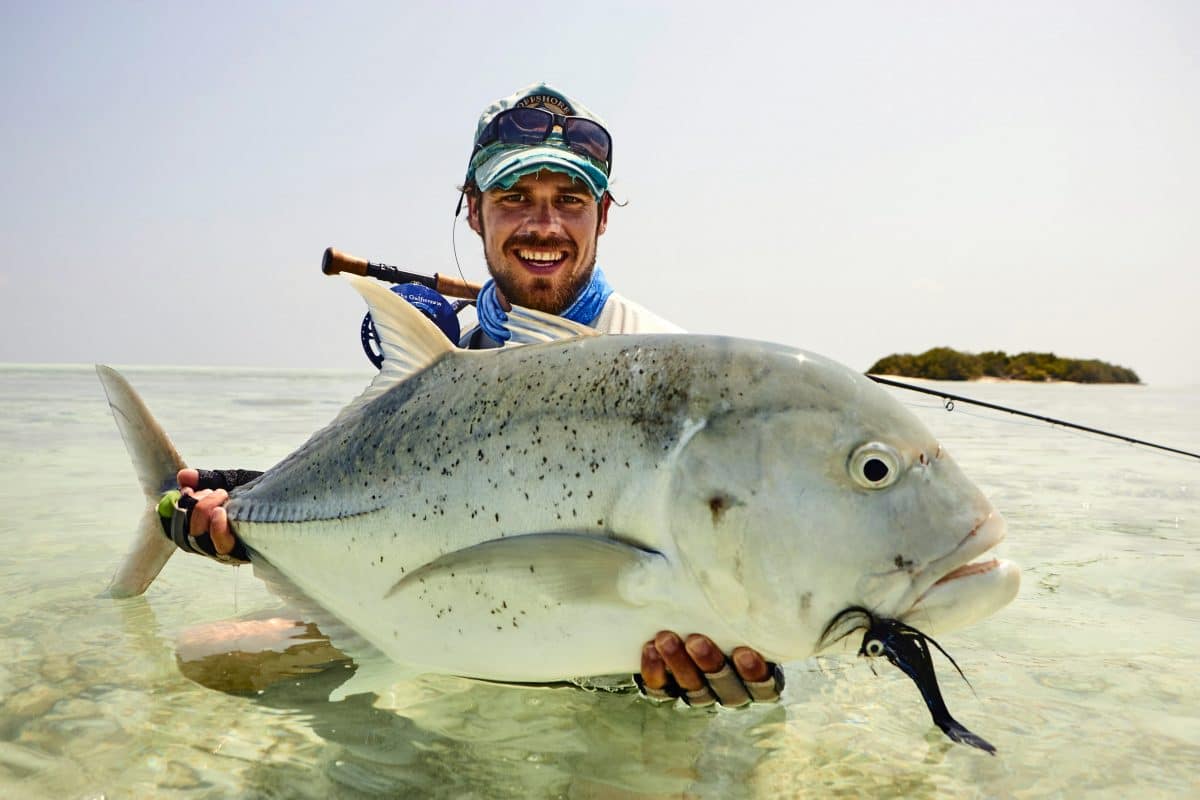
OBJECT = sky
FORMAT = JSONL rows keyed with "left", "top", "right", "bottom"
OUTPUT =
{"left": 1, "top": 1, "right": 1197, "bottom": 385}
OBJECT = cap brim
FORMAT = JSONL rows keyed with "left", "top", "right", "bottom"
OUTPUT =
{"left": 473, "top": 145, "right": 608, "bottom": 198}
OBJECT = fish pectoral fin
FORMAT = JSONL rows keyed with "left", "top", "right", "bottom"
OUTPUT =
{"left": 388, "top": 533, "right": 669, "bottom": 608}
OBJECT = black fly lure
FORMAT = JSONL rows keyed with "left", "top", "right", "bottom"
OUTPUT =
{"left": 823, "top": 607, "right": 997, "bottom": 755}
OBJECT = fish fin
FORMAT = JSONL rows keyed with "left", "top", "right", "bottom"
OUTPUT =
{"left": 247, "top": 559, "right": 420, "bottom": 701}
{"left": 388, "top": 533, "right": 667, "bottom": 608}
{"left": 326, "top": 274, "right": 459, "bottom": 425}
{"left": 328, "top": 654, "right": 422, "bottom": 702}
{"left": 347, "top": 272, "right": 455, "bottom": 374}
{"left": 504, "top": 304, "right": 600, "bottom": 344}
{"left": 96, "top": 365, "right": 186, "bottom": 597}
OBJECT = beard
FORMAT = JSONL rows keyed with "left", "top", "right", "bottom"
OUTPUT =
{"left": 485, "top": 232, "right": 597, "bottom": 314}
{"left": 490, "top": 259, "right": 596, "bottom": 313}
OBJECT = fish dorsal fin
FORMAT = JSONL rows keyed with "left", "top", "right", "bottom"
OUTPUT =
{"left": 348, "top": 274, "right": 455, "bottom": 375}
{"left": 328, "top": 275, "right": 457, "bottom": 426}
{"left": 505, "top": 304, "right": 599, "bottom": 344}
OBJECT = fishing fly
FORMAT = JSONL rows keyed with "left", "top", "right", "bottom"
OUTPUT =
{"left": 823, "top": 607, "right": 997, "bottom": 754}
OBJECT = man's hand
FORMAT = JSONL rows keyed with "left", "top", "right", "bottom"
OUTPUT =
{"left": 176, "top": 469, "right": 237, "bottom": 556}
{"left": 639, "top": 631, "right": 783, "bottom": 707}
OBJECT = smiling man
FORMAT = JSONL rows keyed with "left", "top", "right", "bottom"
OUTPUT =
{"left": 471, "top": 170, "right": 603, "bottom": 316}
{"left": 172, "top": 84, "right": 782, "bottom": 709}
{"left": 456, "top": 83, "right": 678, "bottom": 346}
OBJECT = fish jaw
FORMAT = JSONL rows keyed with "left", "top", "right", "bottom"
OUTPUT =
{"left": 898, "top": 512, "right": 1021, "bottom": 635}
{"left": 819, "top": 512, "right": 1019, "bottom": 653}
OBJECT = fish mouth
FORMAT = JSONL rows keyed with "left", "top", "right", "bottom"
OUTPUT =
{"left": 901, "top": 512, "right": 1020, "bottom": 633}
{"left": 920, "top": 512, "right": 1006, "bottom": 596}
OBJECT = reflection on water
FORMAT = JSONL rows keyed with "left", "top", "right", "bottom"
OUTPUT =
{"left": 148, "top": 601, "right": 788, "bottom": 798}
{"left": 1, "top": 366, "right": 1198, "bottom": 797}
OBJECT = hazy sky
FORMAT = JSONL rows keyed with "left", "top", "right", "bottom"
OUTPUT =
{"left": 2, "top": 1, "right": 1197, "bottom": 385}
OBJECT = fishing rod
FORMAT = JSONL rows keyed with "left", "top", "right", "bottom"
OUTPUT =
{"left": 868, "top": 375, "right": 1200, "bottom": 461}
{"left": 322, "top": 247, "right": 482, "bottom": 300}
{"left": 320, "top": 247, "right": 1199, "bottom": 462}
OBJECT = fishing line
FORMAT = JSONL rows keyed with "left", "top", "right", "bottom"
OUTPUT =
{"left": 899, "top": 398, "right": 1196, "bottom": 464}
{"left": 868, "top": 375, "right": 1200, "bottom": 461}
{"left": 899, "top": 399, "right": 1048, "bottom": 431}
{"left": 450, "top": 197, "right": 468, "bottom": 286}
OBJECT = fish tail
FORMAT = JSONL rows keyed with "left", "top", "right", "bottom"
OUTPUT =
{"left": 96, "top": 365, "right": 187, "bottom": 598}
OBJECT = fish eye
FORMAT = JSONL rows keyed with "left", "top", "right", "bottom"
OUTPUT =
{"left": 865, "top": 639, "right": 885, "bottom": 657}
{"left": 848, "top": 442, "right": 902, "bottom": 490}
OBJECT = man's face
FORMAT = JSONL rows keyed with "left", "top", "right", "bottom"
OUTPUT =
{"left": 468, "top": 169, "right": 611, "bottom": 314}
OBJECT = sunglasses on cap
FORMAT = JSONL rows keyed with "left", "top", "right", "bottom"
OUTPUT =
{"left": 473, "top": 107, "right": 613, "bottom": 173}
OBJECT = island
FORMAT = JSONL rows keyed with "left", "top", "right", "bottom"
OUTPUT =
{"left": 866, "top": 347, "right": 1140, "bottom": 383}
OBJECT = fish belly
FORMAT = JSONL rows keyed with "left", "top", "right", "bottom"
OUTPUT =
{"left": 236, "top": 513, "right": 716, "bottom": 681}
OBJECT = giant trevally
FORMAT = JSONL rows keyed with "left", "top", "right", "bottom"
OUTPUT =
{"left": 99, "top": 276, "right": 1020, "bottom": 689}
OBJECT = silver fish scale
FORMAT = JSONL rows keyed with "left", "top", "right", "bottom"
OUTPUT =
{"left": 224, "top": 335, "right": 805, "bottom": 527}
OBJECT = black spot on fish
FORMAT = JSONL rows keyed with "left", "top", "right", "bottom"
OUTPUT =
{"left": 708, "top": 492, "right": 740, "bottom": 524}
{"left": 894, "top": 555, "right": 914, "bottom": 569}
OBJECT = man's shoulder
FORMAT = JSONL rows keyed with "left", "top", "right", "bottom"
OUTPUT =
{"left": 593, "top": 292, "right": 685, "bottom": 334}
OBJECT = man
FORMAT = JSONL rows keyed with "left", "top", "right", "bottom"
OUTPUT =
{"left": 174, "top": 83, "right": 782, "bottom": 708}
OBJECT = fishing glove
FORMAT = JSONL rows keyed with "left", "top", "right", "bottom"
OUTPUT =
{"left": 157, "top": 468, "right": 261, "bottom": 565}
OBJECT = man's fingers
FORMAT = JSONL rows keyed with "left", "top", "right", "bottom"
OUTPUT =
{"left": 177, "top": 468, "right": 199, "bottom": 490}
{"left": 683, "top": 634, "right": 726, "bottom": 673}
{"left": 636, "top": 640, "right": 682, "bottom": 702}
{"left": 686, "top": 635, "right": 753, "bottom": 707}
{"left": 640, "top": 641, "right": 669, "bottom": 690}
{"left": 733, "top": 647, "right": 783, "bottom": 702}
{"left": 731, "top": 647, "right": 770, "bottom": 684}
{"left": 638, "top": 634, "right": 781, "bottom": 707}
{"left": 209, "top": 507, "right": 233, "bottom": 555}
{"left": 189, "top": 489, "right": 229, "bottom": 538}
{"left": 654, "top": 631, "right": 704, "bottom": 691}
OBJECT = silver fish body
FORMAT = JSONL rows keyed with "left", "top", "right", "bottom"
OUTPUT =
{"left": 101, "top": 278, "right": 1019, "bottom": 683}
{"left": 227, "top": 335, "right": 1016, "bottom": 679}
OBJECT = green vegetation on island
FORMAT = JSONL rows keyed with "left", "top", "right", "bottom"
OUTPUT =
{"left": 867, "top": 348, "right": 1140, "bottom": 383}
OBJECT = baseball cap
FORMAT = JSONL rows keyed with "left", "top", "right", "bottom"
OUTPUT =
{"left": 467, "top": 83, "right": 611, "bottom": 199}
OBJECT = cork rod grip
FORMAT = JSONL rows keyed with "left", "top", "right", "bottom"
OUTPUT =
{"left": 321, "top": 246, "right": 482, "bottom": 299}
{"left": 322, "top": 247, "right": 370, "bottom": 276}
{"left": 435, "top": 274, "right": 481, "bottom": 300}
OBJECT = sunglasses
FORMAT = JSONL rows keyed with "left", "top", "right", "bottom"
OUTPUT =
{"left": 473, "top": 107, "right": 613, "bottom": 173}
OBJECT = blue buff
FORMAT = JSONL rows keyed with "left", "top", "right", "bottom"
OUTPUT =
{"left": 476, "top": 267, "right": 613, "bottom": 343}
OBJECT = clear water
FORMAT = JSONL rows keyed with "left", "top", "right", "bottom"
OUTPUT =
{"left": 1, "top": 364, "right": 1197, "bottom": 798}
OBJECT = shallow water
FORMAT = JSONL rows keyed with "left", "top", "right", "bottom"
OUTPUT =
{"left": 1, "top": 364, "right": 1197, "bottom": 798}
